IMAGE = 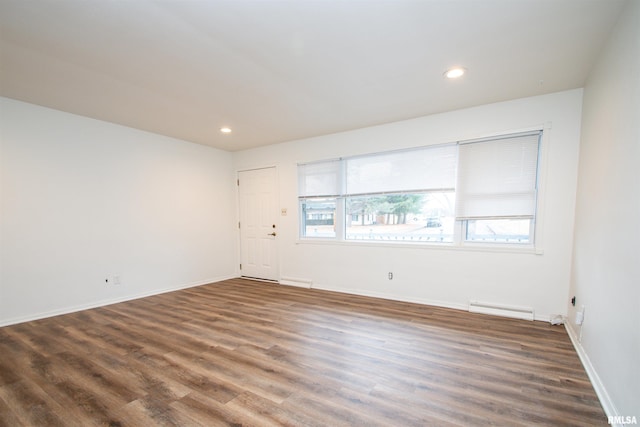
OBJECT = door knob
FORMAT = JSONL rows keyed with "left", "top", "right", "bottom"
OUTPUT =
{"left": 268, "top": 232, "right": 277, "bottom": 236}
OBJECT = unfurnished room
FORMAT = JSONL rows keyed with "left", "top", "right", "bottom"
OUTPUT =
{"left": 0, "top": 0, "right": 638, "bottom": 425}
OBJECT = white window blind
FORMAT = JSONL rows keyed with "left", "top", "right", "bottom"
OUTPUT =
{"left": 298, "top": 159, "right": 342, "bottom": 198}
{"left": 345, "top": 144, "right": 457, "bottom": 196}
{"left": 455, "top": 132, "right": 541, "bottom": 220}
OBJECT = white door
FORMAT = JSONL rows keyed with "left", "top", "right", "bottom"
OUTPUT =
{"left": 238, "top": 167, "right": 279, "bottom": 281}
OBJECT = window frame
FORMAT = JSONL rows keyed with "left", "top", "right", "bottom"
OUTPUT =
{"left": 297, "top": 130, "right": 544, "bottom": 252}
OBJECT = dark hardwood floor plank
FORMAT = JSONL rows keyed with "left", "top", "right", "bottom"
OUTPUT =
{"left": 0, "top": 278, "right": 607, "bottom": 426}
{"left": 0, "top": 392, "right": 22, "bottom": 427}
{"left": 0, "top": 380, "right": 67, "bottom": 427}
{"left": 174, "top": 390, "right": 281, "bottom": 427}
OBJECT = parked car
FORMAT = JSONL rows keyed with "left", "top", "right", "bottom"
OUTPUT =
{"left": 426, "top": 217, "right": 442, "bottom": 227}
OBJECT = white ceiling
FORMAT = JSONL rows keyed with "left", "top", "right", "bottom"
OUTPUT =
{"left": 0, "top": 0, "right": 625, "bottom": 152}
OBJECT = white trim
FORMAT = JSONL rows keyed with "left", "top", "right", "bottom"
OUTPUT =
{"left": 311, "top": 283, "right": 469, "bottom": 312}
{"left": 282, "top": 279, "right": 552, "bottom": 322}
{"left": 235, "top": 162, "right": 282, "bottom": 280}
{"left": 565, "top": 322, "right": 620, "bottom": 424}
{"left": 457, "top": 129, "right": 542, "bottom": 145}
{"left": 533, "top": 313, "right": 550, "bottom": 322}
{"left": 532, "top": 123, "right": 552, "bottom": 251}
{"left": 237, "top": 165, "right": 280, "bottom": 282}
{"left": 297, "top": 125, "right": 550, "bottom": 254}
{"left": 279, "top": 277, "right": 313, "bottom": 288}
{"left": 296, "top": 238, "right": 542, "bottom": 255}
{"left": 0, "top": 274, "right": 236, "bottom": 328}
{"left": 240, "top": 276, "right": 278, "bottom": 284}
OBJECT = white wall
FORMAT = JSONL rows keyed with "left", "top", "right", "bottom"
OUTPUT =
{"left": 233, "top": 89, "right": 584, "bottom": 321}
{"left": 0, "top": 97, "right": 237, "bottom": 326}
{"left": 567, "top": 0, "right": 639, "bottom": 420}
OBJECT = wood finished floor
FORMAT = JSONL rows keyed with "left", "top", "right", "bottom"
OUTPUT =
{"left": 0, "top": 278, "right": 606, "bottom": 426}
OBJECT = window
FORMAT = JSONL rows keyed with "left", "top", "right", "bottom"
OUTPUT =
{"left": 298, "top": 160, "right": 342, "bottom": 238}
{"left": 298, "top": 131, "right": 541, "bottom": 247}
{"left": 344, "top": 144, "right": 457, "bottom": 242}
{"left": 345, "top": 192, "right": 455, "bottom": 243}
{"left": 301, "top": 198, "right": 336, "bottom": 238}
{"left": 465, "top": 218, "right": 532, "bottom": 243}
{"left": 456, "top": 132, "right": 540, "bottom": 243}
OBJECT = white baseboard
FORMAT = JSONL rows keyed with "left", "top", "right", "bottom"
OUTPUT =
{"left": 279, "top": 277, "right": 313, "bottom": 288}
{"left": 308, "top": 283, "right": 556, "bottom": 323}
{"left": 310, "top": 283, "right": 468, "bottom": 312}
{"left": 565, "top": 322, "right": 620, "bottom": 424}
{"left": 534, "top": 313, "right": 551, "bottom": 322}
{"left": 0, "top": 274, "right": 236, "bottom": 328}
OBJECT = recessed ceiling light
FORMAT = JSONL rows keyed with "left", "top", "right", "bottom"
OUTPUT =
{"left": 220, "top": 127, "right": 232, "bottom": 134}
{"left": 444, "top": 67, "right": 466, "bottom": 79}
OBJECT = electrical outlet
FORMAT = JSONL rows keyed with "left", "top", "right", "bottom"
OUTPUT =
{"left": 105, "top": 274, "right": 122, "bottom": 285}
{"left": 388, "top": 272, "right": 393, "bottom": 280}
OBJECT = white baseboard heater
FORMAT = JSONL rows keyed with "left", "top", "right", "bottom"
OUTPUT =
{"left": 279, "top": 277, "right": 312, "bottom": 289}
{"left": 469, "top": 300, "right": 535, "bottom": 321}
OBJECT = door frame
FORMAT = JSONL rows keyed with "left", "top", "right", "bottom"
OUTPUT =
{"left": 236, "top": 165, "right": 280, "bottom": 282}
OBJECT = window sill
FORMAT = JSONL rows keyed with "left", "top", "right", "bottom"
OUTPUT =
{"left": 296, "top": 238, "right": 543, "bottom": 255}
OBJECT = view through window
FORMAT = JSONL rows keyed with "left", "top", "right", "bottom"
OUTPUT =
{"left": 298, "top": 131, "right": 541, "bottom": 245}
{"left": 345, "top": 192, "right": 455, "bottom": 243}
